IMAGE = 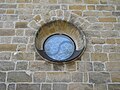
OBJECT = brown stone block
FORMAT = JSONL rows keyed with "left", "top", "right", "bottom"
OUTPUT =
{"left": 87, "top": 5, "right": 95, "bottom": 10}
{"left": 69, "top": 5, "right": 86, "bottom": 10}
{"left": 91, "top": 53, "right": 108, "bottom": 62}
{"left": 106, "top": 39, "right": 116, "bottom": 44}
{"left": 100, "top": 0, "right": 107, "bottom": 4}
{"left": 49, "top": 0, "right": 57, "bottom": 4}
{"left": 99, "top": 17, "right": 116, "bottom": 22}
{"left": 91, "top": 38, "right": 105, "bottom": 44}
{"left": 0, "top": 44, "right": 17, "bottom": 51}
{"left": 84, "top": 0, "right": 99, "bottom": 4}
{"left": 17, "top": 0, "right": 32, "bottom": 3}
{"left": 111, "top": 72, "right": 120, "bottom": 82}
{"left": 96, "top": 5, "right": 115, "bottom": 11}
{"left": 15, "top": 22, "right": 28, "bottom": 28}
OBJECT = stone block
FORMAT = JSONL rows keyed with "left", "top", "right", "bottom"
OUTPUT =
{"left": 101, "top": 31, "right": 119, "bottom": 38}
{"left": 69, "top": 83, "right": 93, "bottom": 90}
{"left": 96, "top": 5, "right": 115, "bottom": 11}
{"left": 46, "top": 72, "right": 71, "bottom": 82}
{"left": 108, "top": 84, "right": 120, "bottom": 90}
{"left": 0, "top": 61, "right": 15, "bottom": 71}
{"left": 0, "top": 44, "right": 17, "bottom": 51}
{"left": 100, "top": 0, "right": 107, "bottom": 4}
{"left": 41, "top": 84, "right": 51, "bottom": 90}
{"left": 94, "top": 84, "right": 107, "bottom": 90}
{"left": 103, "top": 45, "right": 116, "bottom": 52}
{"left": 106, "top": 39, "right": 116, "bottom": 44}
{"left": 8, "top": 84, "right": 15, "bottom": 90}
{"left": 17, "top": 0, "right": 32, "bottom": 3}
{"left": 69, "top": 5, "right": 86, "bottom": 10}
{"left": 12, "top": 37, "right": 28, "bottom": 44}
{"left": 16, "top": 61, "right": 28, "bottom": 70}
{"left": 33, "top": 72, "right": 46, "bottom": 82}
{"left": 0, "top": 37, "right": 11, "bottom": 44}
{"left": 65, "top": 62, "right": 76, "bottom": 71}
{"left": 15, "top": 30, "right": 24, "bottom": 36}
{"left": 12, "top": 52, "right": 34, "bottom": 60}
{"left": 72, "top": 72, "right": 83, "bottom": 82}
{"left": 33, "top": 15, "right": 41, "bottom": 22}
{"left": 0, "top": 83, "right": 6, "bottom": 90}
{"left": 0, "top": 52, "right": 11, "bottom": 60}
{"left": 112, "top": 12, "right": 120, "bottom": 16}
{"left": 7, "top": 72, "right": 32, "bottom": 82}
{"left": 29, "top": 61, "right": 52, "bottom": 71}
{"left": 109, "top": 53, "right": 120, "bottom": 61}
{"left": 89, "top": 72, "right": 110, "bottom": 84}
{"left": 49, "top": 0, "right": 57, "bottom": 4}
{"left": 87, "top": 5, "right": 95, "bottom": 10}
{"left": 16, "top": 84, "right": 40, "bottom": 90}
{"left": 111, "top": 72, "right": 120, "bottom": 82}
{"left": 114, "top": 24, "right": 120, "bottom": 30}
{"left": 99, "top": 17, "right": 116, "bottom": 22}
{"left": 0, "top": 29, "right": 15, "bottom": 36}
{"left": 94, "top": 62, "right": 105, "bottom": 71}
{"left": 15, "top": 22, "right": 28, "bottom": 28}
{"left": 94, "top": 45, "right": 102, "bottom": 52}
{"left": 53, "top": 84, "right": 67, "bottom": 90}
{"left": 91, "top": 53, "right": 108, "bottom": 62}
{"left": 0, "top": 72, "right": 6, "bottom": 82}
{"left": 53, "top": 63, "right": 64, "bottom": 71}
{"left": 84, "top": 0, "right": 99, "bottom": 4}
{"left": 116, "top": 39, "right": 120, "bottom": 44}
{"left": 106, "top": 62, "right": 120, "bottom": 71}
{"left": 91, "top": 38, "right": 105, "bottom": 44}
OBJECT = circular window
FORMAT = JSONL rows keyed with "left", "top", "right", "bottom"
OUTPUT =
{"left": 35, "top": 20, "right": 86, "bottom": 62}
{"left": 44, "top": 34, "right": 75, "bottom": 61}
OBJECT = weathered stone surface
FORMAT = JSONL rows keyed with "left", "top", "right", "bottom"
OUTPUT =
{"left": 99, "top": 17, "right": 116, "bottom": 22}
{"left": 100, "top": 0, "right": 107, "bottom": 4}
{"left": 106, "top": 62, "right": 120, "bottom": 71}
{"left": 103, "top": 45, "right": 116, "bottom": 52}
{"left": 87, "top": 5, "right": 95, "bottom": 10}
{"left": 111, "top": 72, "right": 120, "bottom": 82}
{"left": 53, "top": 63, "right": 64, "bottom": 71}
{"left": 0, "top": 72, "right": 6, "bottom": 82}
{"left": 0, "top": 61, "right": 15, "bottom": 71}
{"left": 25, "top": 30, "right": 36, "bottom": 36}
{"left": 106, "top": 39, "right": 116, "bottom": 44}
{"left": 83, "top": 11, "right": 102, "bottom": 16}
{"left": 15, "top": 30, "right": 24, "bottom": 36}
{"left": 33, "top": 72, "right": 46, "bottom": 82}
{"left": 94, "top": 62, "right": 105, "bottom": 71}
{"left": 0, "top": 37, "right": 11, "bottom": 44}
{"left": 12, "top": 37, "right": 28, "bottom": 44}
{"left": 97, "top": 5, "right": 115, "bottom": 11}
{"left": 0, "top": 52, "right": 11, "bottom": 60}
{"left": 41, "top": 84, "right": 51, "bottom": 90}
{"left": 29, "top": 62, "right": 52, "bottom": 71}
{"left": 16, "top": 61, "right": 28, "bottom": 70}
{"left": 94, "top": 84, "right": 107, "bottom": 90}
{"left": 16, "top": 84, "right": 40, "bottom": 90}
{"left": 47, "top": 72, "right": 71, "bottom": 82}
{"left": 77, "top": 62, "right": 93, "bottom": 72}
{"left": 72, "top": 72, "right": 83, "bottom": 82}
{"left": 65, "top": 62, "right": 76, "bottom": 71}
{"left": 94, "top": 45, "right": 102, "bottom": 52}
{"left": 0, "top": 44, "right": 17, "bottom": 51}
{"left": 69, "top": 5, "right": 86, "bottom": 10}
{"left": 89, "top": 72, "right": 110, "bottom": 84}
{"left": 7, "top": 72, "right": 32, "bottom": 82}
{"left": 112, "top": 12, "right": 120, "bottom": 16}
{"left": 0, "top": 83, "right": 6, "bottom": 90}
{"left": 0, "top": 29, "right": 15, "bottom": 36}
{"left": 81, "top": 53, "right": 90, "bottom": 61}
{"left": 12, "top": 52, "right": 34, "bottom": 60}
{"left": 101, "top": 31, "right": 119, "bottom": 38}
{"left": 91, "top": 53, "right": 108, "bottom": 62}
{"left": 15, "top": 22, "right": 28, "bottom": 28}
{"left": 108, "top": 84, "right": 120, "bottom": 90}
{"left": 91, "top": 38, "right": 105, "bottom": 44}
{"left": 109, "top": 53, "right": 120, "bottom": 61}
{"left": 84, "top": 0, "right": 99, "bottom": 4}
{"left": 69, "top": 83, "right": 93, "bottom": 90}
{"left": 114, "top": 24, "right": 120, "bottom": 30}
{"left": 8, "top": 84, "right": 15, "bottom": 90}
{"left": 53, "top": 84, "right": 67, "bottom": 90}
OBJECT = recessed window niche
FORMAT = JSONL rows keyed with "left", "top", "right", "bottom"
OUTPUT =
{"left": 35, "top": 20, "right": 86, "bottom": 62}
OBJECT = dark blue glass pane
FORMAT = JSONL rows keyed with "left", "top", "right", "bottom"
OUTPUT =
{"left": 44, "top": 34, "right": 75, "bottom": 61}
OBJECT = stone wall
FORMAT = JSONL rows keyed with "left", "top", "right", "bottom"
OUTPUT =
{"left": 0, "top": 0, "right": 120, "bottom": 90}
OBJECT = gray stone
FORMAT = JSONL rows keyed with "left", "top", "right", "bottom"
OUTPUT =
{"left": 0, "top": 61, "right": 15, "bottom": 71}
{"left": 41, "top": 84, "right": 51, "bottom": 90}
{"left": 53, "top": 63, "right": 64, "bottom": 71}
{"left": 29, "top": 62, "right": 52, "bottom": 71}
{"left": 25, "top": 30, "right": 36, "bottom": 36}
{"left": 53, "top": 84, "right": 67, "bottom": 90}
{"left": 12, "top": 37, "right": 28, "bottom": 44}
{"left": 33, "top": 72, "right": 46, "bottom": 82}
{"left": 8, "top": 84, "right": 15, "bottom": 90}
{"left": 7, "top": 72, "right": 32, "bottom": 82}
{"left": 15, "top": 30, "right": 24, "bottom": 36}
{"left": 2, "top": 15, "right": 18, "bottom": 21}
{"left": 0, "top": 72, "right": 6, "bottom": 82}
{"left": 47, "top": 72, "right": 71, "bottom": 82}
{"left": 0, "top": 52, "right": 11, "bottom": 60}
{"left": 0, "top": 83, "right": 6, "bottom": 90}
{"left": 0, "top": 29, "right": 15, "bottom": 36}
{"left": 16, "top": 84, "right": 40, "bottom": 90}
{"left": 12, "top": 52, "right": 34, "bottom": 60}
{"left": 72, "top": 72, "right": 83, "bottom": 82}
{"left": 112, "top": 12, "right": 120, "bottom": 16}
{"left": 114, "top": 24, "right": 120, "bottom": 30}
{"left": 69, "top": 83, "right": 93, "bottom": 90}
{"left": 89, "top": 72, "right": 110, "bottom": 84}
{"left": 0, "top": 37, "right": 12, "bottom": 43}
{"left": 3, "top": 22, "right": 14, "bottom": 28}
{"left": 16, "top": 62, "right": 28, "bottom": 70}
{"left": 108, "top": 84, "right": 120, "bottom": 90}
{"left": 94, "top": 62, "right": 105, "bottom": 71}
{"left": 94, "top": 84, "right": 107, "bottom": 90}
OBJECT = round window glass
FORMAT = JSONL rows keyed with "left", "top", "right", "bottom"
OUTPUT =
{"left": 44, "top": 34, "right": 75, "bottom": 61}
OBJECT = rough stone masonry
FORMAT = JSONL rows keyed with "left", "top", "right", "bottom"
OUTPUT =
{"left": 0, "top": 0, "right": 120, "bottom": 90}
